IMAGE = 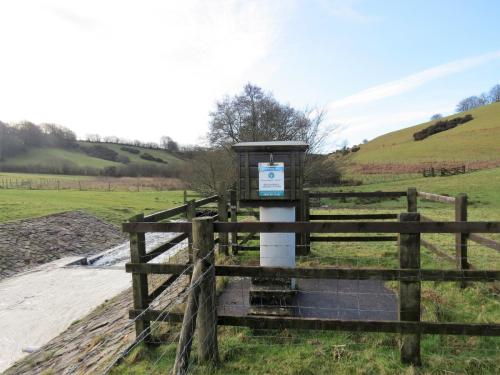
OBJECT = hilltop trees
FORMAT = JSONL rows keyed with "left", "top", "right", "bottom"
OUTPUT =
{"left": 455, "top": 83, "right": 500, "bottom": 112}
{"left": 430, "top": 113, "right": 443, "bottom": 120}
{"left": 208, "top": 83, "right": 329, "bottom": 153}
{"left": 490, "top": 84, "right": 500, "bottom": 102}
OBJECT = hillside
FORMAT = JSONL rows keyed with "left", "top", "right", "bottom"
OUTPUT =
{"left": 344, "top": 102, "right": 500, "bottom": 173}
{"left": 0, "top": 142, "right": 185, "bottom": 176}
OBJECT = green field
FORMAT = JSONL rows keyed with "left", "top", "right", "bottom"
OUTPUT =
{"left": 0, "top": 142, "right": 184, "bottom": 173}
{"left": 0, "top": 189, "right": 187, "bottom": 224}
{"left": 346, "top": 102, "right": 500, "bottom": 166}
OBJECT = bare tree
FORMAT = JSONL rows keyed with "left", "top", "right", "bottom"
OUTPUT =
{"left": 489, "top": 84, "right": 500, "bottom": 102}
{"left": 86, "top": 133, "right": 101, "bottom": 142}
{"left": 456, "top": 96, "right": 484, "bottom": 112}
{"left": 430, "top": 113, "right": 443, "bottom": 120}
{"left": 160, "top": 136, "right": 179, "bottom": 152}
{"left": 208, "top": 83, "right": 332, "bottom": 153}
{"left": 103, "top": 135, "right": 120, "bottom": 143}
{"left": 186, "top": 148, "right": 237, "bottom": 195}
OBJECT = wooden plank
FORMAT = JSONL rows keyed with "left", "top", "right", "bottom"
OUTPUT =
{"left": 143, "top": 205, "right": 187, "bottom": 222}
{"left": 309, "top": 191, "right": 407, "bottom": 198}
{"left": 417, "top": 191, "right": 455, "bottom": 204}
{"left": 230, "top": 190, "right": 238, "bottom": 255}
{"left": 194, "top": 195, "right": 219, "bottom": 208}
{"left": 239, "top": 232, "right": 257, "bottom": 245}
{"left": 217, "top": 193, "right": 228, "bottom": 256}
{"left": 469, "top": 233, "right": 500, "bottom": 252}
{"left": 421, "top": 239, "right": 456, "bottom": 263}
{"left": 310, "top": 236, "right": 397, "bottom": 242}
{"left": 407, "top": 187, "right": 417, "bottom": 213}
{"left": 244, "top": 152, "right": 250, "bottom": 200}
{"left": 455, "top": 193, "right": 469, "bottom": 288}
{"left": 303, "top": 189, "right": 310, "bottom": 255}
{"left": 147, "top": 273, "right": 181, "bottom": 303}
{"left": 128, "top": 213, "right": 151, "bottom": 344}
{"left": 130, "top": 310, "right": 500, "bottom": 337}
{"left": 123, "top": 221, "right": 500, "bottom": 234}
{"left": 212, "top": 221, "right": 500, "bottom": 234}
{"left": 125, "top": 263, "right": 500, "bottom": 281}
{"left": 309, "top": 214, "right": 398, "bottom": 220}
{"left": 398, "top": 212, "right": 421, "bottom": 365}
{"left": 141, "top": 233, "right": 189, "bottom": 262}
{"left": 186, "top": 200, "right": 196, "bottom": 263}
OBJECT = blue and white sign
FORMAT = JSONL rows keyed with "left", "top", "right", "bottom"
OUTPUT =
{"left": 258, "top": 162, "right": 285, "bottom": 197}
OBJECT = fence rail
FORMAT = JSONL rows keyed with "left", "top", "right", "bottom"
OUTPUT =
{"left": 121, "top": 187, "right": 500, "bottom": 372}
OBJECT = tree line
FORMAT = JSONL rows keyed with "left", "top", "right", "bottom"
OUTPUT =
{"left": 0, "top": 121, "right": 77, "bottom": 160}
{"left": 84, "top": 134, "right": 180, "bottom": 153}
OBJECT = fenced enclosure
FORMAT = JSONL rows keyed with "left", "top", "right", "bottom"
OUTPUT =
{"left": 422, "top": 165, "right": 466, "bottom": 177}
{"left": 114, "top": 189, "right": 500, "bottom": 374}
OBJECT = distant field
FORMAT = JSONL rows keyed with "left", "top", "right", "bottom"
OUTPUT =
{"left": 0, "top": 190, "right": 188, "bottom": 224}
{"left": 0, "top": 172, "right": 184, "bottom": 192}
{"left": 342, "top": 102, "right": 500, "bottom": 173}
{"left": 0, "top": 142, "right": 185, "bottom": 174}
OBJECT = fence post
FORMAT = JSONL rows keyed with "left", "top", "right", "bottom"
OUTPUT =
{"left": 399, "top": 212, "right": 421, "bottom": 366}
{"left": 407, "top": 187, "right": 417, "bottom": 213}
{"left": 230, "top": 190, "right": 238, "bottom": 255}
{"left": 193, "top": 217, "right": 219, "bottom": 364}
{"left": 171, "top": 241, "right": 205, "bottom": 375}
{"left": 183, "top": 190, "right": 187, "bottom": 204}
{"left": 129, "top": 213, "right": 151, "bottom": 344}
{"left": 187, "top": 200, "right": 196, "bottom": 263}
{"left": 455, "top": 193, "right": 468, "bottom": 288}
{"left": 217, "top": 192, "right": 229, "bottom": 256}
{"left": 302, "top": 190, "right": 310, "bottom": 255}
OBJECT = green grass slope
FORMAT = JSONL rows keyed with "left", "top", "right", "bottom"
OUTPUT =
{"left": 350, "top": 102, "right": 500, "bottom": 166}
{"left": 0, "top": 142, "right": 184, "bottom": 174}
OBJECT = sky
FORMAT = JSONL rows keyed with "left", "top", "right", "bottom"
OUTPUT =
{"left": 1, "top": 0, "right": 499, "bottom": 151}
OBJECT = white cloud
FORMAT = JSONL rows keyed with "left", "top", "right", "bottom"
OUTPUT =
{"left": 317, "top": 0, "right": 376, "bottom": 23}
{"left": 327, "top": 51, "right": 500, "bottom": 111}
{"left": 0, "top": 0, "right": 290, "bottom": 144}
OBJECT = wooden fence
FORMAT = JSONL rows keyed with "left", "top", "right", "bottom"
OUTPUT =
{"left": 422, "top": 165, "right": 466, "bottom": 177}
{"left": 126, "top": 194, "right": 221, "bottom": 342}
{"left": 417, "top": 191, "right": 500, "bottom": 286}
{"left": 123, "top": 216, "right": 500, "bottom": 371}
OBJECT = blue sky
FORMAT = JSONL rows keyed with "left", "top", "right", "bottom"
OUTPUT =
{"left": 0, "top": 0, "right": 499, "bottom": 150}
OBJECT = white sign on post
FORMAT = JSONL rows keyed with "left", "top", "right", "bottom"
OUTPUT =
{"left": 258, "top": 162, "right": 285, "bottom": 197}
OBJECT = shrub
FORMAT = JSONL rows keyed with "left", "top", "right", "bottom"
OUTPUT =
{"left": 140, "top": 153, "right": 167, "bottom": 164}
{"left": 82, "top": 145, "right": 119, "bottom": 162}
{"left": 120, "top": 146, "right": 140, "bottom": 154}
{"left": 116, "top": 155, "right": 130, "bottom": 164}
{"left": 413, "top": 114, "right": 473, "bottom": 141}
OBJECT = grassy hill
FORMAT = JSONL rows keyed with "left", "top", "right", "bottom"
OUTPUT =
{"left": 0, "top": 142, "right": 185, "bottom": 176}
{"left": 345, "top": 102, "right": 500, "bottom": 172}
